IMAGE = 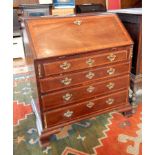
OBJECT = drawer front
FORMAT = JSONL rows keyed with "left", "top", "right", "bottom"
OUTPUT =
{"left": 40, "top": 62, "right": 130, "bottom": 93}
{"left": 41, "top": 75, "right": 129, "bottom": 111}
{"left": 44, "top": 90, "right": 128, "bottom": 128}
{"left": 43, "top": 49, "right": 128, "bottom": 77}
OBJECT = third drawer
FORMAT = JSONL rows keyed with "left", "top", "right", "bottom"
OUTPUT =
{"left": 41, "top": 75, "right": 129, "bottom": 111}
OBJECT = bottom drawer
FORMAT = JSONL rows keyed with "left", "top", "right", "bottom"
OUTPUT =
{"left": 44, "top": 90, "right": 128, "bottom": 128}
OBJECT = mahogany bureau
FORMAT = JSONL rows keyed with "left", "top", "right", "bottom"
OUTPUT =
{"left": 24, "top": 13, "right": 133, "bottom": 147}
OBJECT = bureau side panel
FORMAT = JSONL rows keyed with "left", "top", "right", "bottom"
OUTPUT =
{"left": 23, "top": 19, "right": 44, "bottom": 133}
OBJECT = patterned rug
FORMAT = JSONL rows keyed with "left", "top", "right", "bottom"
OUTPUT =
{"left": 13, "top": 59, "right": 142, "bottom": 155}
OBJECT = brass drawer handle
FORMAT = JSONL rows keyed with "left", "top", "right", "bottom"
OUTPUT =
{"left": 87, "top": 86, "right": 95, "bottom": 93}
{"left": 86, "top": 58, "right": 95, "bottom": 67}
{"left": 64, "top": 110, "right": 73, "bottom": 118}
{"left": 61, "top": 77, "right": 72, "bottom": 85}
{"left": 74, "top": 20, "right": 82, "bottom": 26}
{"left": 107, "top": 68, "right": 115, "bottom": 75}
{"left": 86, "top": 72, "right": 95, "bottom": 79}
{"left": 86, "top": 102, "right": 95, "bottom": 108}
{"left": 106, "top": 82, "right": 115, "bottom": 90}
{"left": 60, "top": 61, "right": 71, "bottom": 70}
{"left": 63, "top": 93, "right": 72, "bottom": 101}
{"left": 106, "top": 98, "right": 114, "bottom": 105}
{"left": 107, "top": 54, "right": 116, "bottom": 62}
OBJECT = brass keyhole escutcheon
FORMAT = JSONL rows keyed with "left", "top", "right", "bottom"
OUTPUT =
{"left": 63, "top": 93, "right": 72, "bottom": 101}
{"left": 107, "top": 68, "right": 115, "bottom": 75}
{"left": 106, "top": 82, "right": 115, "bottom": 90}
{"left": 74, "top": 20, "right": 82, "bottom": 26}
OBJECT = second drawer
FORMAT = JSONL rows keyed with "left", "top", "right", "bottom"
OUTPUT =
{"left": 39, "top": 62, "right": 130, "bottom": 93}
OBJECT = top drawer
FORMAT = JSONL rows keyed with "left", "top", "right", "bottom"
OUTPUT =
{"left": 41, "top": 48, "right": 129, "bottom": 77}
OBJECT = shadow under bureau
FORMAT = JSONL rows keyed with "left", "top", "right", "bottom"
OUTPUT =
{"left": 24, "top": 13, "right": 133, "bottom": 147}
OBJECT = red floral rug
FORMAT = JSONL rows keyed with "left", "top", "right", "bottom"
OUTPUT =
{"left": 13, "top": 59, "right": 142, "bottom": 155}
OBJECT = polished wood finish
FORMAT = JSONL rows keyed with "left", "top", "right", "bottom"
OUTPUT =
{"left": 25, "top": 15, "right": 132, "bottom": 59}
{"left": 24, "top": 13, "right": 133, "bottom": 147}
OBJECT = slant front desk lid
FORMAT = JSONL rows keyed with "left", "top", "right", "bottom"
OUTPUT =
{"left": 25, "top": 14, "right": 133, "bottom": 59}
